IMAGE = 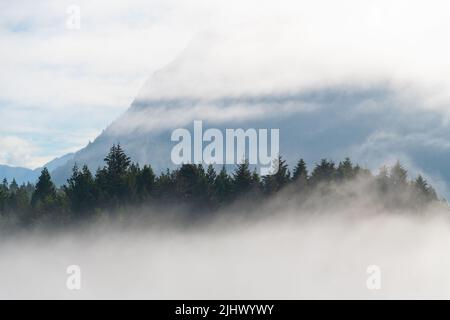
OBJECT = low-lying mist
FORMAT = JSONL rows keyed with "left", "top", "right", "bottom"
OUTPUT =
{"left": 1, "top": 177, "right": 450, "bottom": 299}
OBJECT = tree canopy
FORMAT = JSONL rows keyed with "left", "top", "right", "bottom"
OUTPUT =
{"left": 0, "top": 145, "right": 441, "bottom": 226}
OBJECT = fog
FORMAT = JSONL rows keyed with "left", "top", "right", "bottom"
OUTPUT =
{"left": 1, "top": 179, "right": 450, "bottom": 299}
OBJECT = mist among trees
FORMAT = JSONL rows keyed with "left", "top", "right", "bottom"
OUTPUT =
{"left": 0, "top": 144, "right": 441, "bottom": 228}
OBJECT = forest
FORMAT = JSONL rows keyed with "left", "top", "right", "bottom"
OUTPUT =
{"left": 0, "top": 144, "right": 441, "bottom": 227}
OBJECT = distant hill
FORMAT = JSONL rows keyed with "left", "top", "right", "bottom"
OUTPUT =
{"left": 0, "top": 152, "right": 74, "bottom": 185}
{"left": 0, "top": 165, "right": 38, "bottom": 184}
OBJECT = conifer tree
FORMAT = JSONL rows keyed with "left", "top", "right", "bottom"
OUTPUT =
{"left": 292, "top": 159, "right": 308, "bottom": 181}
{"left": 310, "top": 159, "right": 336, "bottom": 185}
{"left": 174, "top": 164, "right": 208, "bottom": 209}
{"left": 9, "top": 179, "right": 19, "bottom": 193}
{"left": 414, "top": 175, "right": 438, "bottom": 202}
{"left": 154, "top": 169, "right": 176, "bottom": 201}
{"left": 232, "top": 159, "right": 253, "bottom": 196}
{"left": 390, "top": 161, "right": 408, "bottom": 187}
{"left": 31, "top": 168, "right": 57, "bottom": 213}
{"left": 102, "top": 144, "right": 131, "bottom": 204}
{"left": 263, "top": 156, "right": 290, "bottom": 194}
{"left": 64, "top": 164, "right": 96, "bottom": 215}
{"left": 137, "top": 165, "right": 155, "bottom": 200}
{"left": 206, "top": 164, "right": 217, "bottom": 186}
{"left": 337, "top": 157, "right": 355, "bottom": 180}
{"left": 376, "top": 165, "right": 390, "bottom": 194}
{"left": 214, "top": 166, "right": 232, "bottom": 205}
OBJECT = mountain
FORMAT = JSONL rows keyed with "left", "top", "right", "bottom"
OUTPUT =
{"left": 46, "top": 31, "right": 450, "bottom": 198}
{"left": 0, "top": 165, "right": 38, "bottom": 185}
{"left": 0, "top": 152, "right": 74, "bottom": 185}
{"left": 41, "top": 152, "right": 75, "bottom": 172}
{"left": 48, "top": 83, "right": 450, "bottom": 199}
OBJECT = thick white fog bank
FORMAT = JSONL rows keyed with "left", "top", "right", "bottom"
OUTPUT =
{"left": 1, "top": 207, "right": 450, "bottom": 299}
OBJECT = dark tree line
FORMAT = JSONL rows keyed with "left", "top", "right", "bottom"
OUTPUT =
{"left": 0, "top": 144, "right": 439, "bottom": 225}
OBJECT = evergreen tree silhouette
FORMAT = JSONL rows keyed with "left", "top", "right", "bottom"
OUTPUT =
{"left": 337, "top": 157, "right": 355, "bottom": 180}
{"left": 214, "top": 165, "right": 232, "bottom": 205}
{"left": 102, "top": 144, "right": 131, "bottom": 205}
{"left": 390, "top": 161, "right": 408, "bottom": 187}
{"left": 310, "top": 159, "right": 336, "bottom": 186}
{"left": 64, "top": 164, "right": 96, "bottom": 215}
{"left": 232, "top": 159, "right": 253, "bottom": 196}
{"left": 263, "top": 156, "right": 290, "bottom": 194}
{"left": 137, "top": 165, "right": 155, "bottom": 200}
{"left": 31, "top": 168, "right": 57, "bottom": 213}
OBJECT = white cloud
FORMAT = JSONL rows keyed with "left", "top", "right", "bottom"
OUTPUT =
{"left": 0, "top": 0, "right": 211, "bottom": 167}
{"left": 0, "top": 136, "right": 53, "bottom": 169}
{"left": 108, "top": 100, "right": 318, "bottom": 135}
{"left": 3, "top": 0, "right": 450, "bottom": 167}
{"left": 137, "top": 0, "right": 450, "bottom": 108}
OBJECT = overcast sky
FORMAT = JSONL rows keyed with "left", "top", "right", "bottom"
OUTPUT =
{"left": 2, "top": 0, "right": 450, "bottom": 168}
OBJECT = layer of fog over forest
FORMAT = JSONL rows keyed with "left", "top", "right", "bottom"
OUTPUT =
{"left": 5, "top": 0, "right": 450, "bottom": 300}
{"left": 1, "top": 158, "right": 450, "bottom": 299}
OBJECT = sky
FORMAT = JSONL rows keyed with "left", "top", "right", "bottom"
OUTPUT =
{"left": 2, "top": 0, "right": 450, "bottom": 168}
{"left": 0, "top": 0, "right": 207, "bottom": 168}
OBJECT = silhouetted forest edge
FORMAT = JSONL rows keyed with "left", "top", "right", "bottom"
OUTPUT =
{"left": 0, "top": 144, "right": 445, "bottom": 230}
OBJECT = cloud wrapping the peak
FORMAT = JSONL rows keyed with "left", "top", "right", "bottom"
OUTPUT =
{"left": 2, "top": 0, "right": 450, "bottom": 169}
{"left": 138, "top": 0, "right": 450, "bottom": 112}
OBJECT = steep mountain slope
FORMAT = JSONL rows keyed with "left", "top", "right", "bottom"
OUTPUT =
{"left": 46, "top": 30, "right": 450, "bottom": 198}
{"left": 49, "top": 84, "right": 450, "bottom": 200}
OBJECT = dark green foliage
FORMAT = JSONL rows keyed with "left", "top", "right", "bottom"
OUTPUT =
{"left": 136, "top": 165, "right": 155, "bottom": 201}
{"left": 310, "top": 159, "right": 336, "bottom": 186}
{"left": 8, "top": 184, "right": 31, "bottom": 214}
{"left": 0, "top": 144, "right": 442, "bottom": 225}
{"left": 232, "top": 159, "right": 254, "bottom": 196}
{"left": 263, "top": 156, "right": 290, "bottom": 194}
{"left": 292, "top": 158, "right": 309, "bottom": 192}
{"left": 214, "top": 165, "right": 233, "bottom": 205}
{"left": 0, "top": 186, "right": 6, "bottom": 213}
{"left": 64, "top": 165, "right": 96, "bottom": 216}
{"left": 153, "top": 169, "right": 176, "bottom": 201}
{"left": 337, "top": 157, "right": 356, "bottom": 180}
{"left": 104, "top": 144, "right": 131, "bottom": 176}
{"left": 102, "top": 144, "right": 131, "bottom": 203}
{"left": 9, "top": 179, "right": 18, "bottom": 193}
{"left": 292, "top": 159, "right": 308, "bottom": 181}
{"left": 174, "top": 163, "right": 209, "bottom": 209}
{"left": 414, "top": 175, "right": 438, "bottom": 203}
{"left": 206, "top": 164, "right": 217, "bottom": 186}
{"left": 31, "top": 168, "right": 57, "bottom": 214}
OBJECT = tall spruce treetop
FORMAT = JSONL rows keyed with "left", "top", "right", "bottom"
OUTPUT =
{"left": 31, "top": 168, "right": 56, "bottom": 207}
{"left": 292, "top": 159, "right": 308, "bottom": 181}
{"left": 137, "top": 165, "right": 155, "bottom": 197}
{"left": 376, "top": 165, "right": 390, "bottom": 193}
{"left": 9, "top": 178, "right": 19, "bottom": 193}
{"left": 104, "top": 144, "right": 131, "bottom": 176}
{"left": 390, "top": 161, "right": 408, "bottom": 187}
{"left": 232, "top": 159, "right": 253, "bottom": 195}
{"left": 1, "top": 178, "right": 8, "bottom": 193}
{"left": 310, "top": 159, "right": 336, "bottom": 185}
{"left": 214, "top": 165, "right": 232, "bottom": 204}
{"left": 175, "top": 164, "right": 208, "bottom": 206}
{"left": 414, "top": 175, "right": 438, "bottom": 202}
{"left": 263, "top": 156, "right": 290, "bottom": 193}
{"left": 100, "top": 144, "right": 132, "bottom": 204}
{"left": 206, "top": 164, "right": 217, "bottom": 185}
{"left": 64, "top": 164, "right": 95, "bottom": 214}
{"left": 274, "top": 156, "right": 290, "bottom": 185}
{"left": 337, "top": 157, "right": 354, "bottom": 180}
